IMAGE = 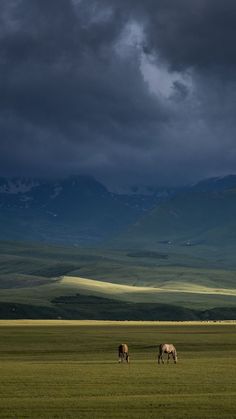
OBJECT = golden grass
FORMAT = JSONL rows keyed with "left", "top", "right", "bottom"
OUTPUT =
{"left": 0, "top": 319, "right": 235, "bottom": 327}
{"left": 61, "top": 275, "right": 236, "bottom": 297}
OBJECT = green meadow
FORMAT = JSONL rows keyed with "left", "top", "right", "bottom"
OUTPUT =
{"left": 0, "top": 241, "right": 236, "bottom": 319}
{"left": 0, "top": 321, "right": 235, "bottom": 418}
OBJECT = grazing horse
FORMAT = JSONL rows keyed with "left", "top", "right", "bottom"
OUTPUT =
{"left": 118, "top": 343, "right": 130, "bottom": 363}
{"left": 158, "top": 343, "right": 177, "bottom": 364}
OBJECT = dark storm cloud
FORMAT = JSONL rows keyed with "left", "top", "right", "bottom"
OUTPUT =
{"left": 102, "top": 0, "right": 236, "bottom": 71}
{"left": 1, "top": 0, "right": 236, "bottom": 187}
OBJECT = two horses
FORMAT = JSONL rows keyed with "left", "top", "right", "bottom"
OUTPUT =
{"left": 118, "top": 343, "right": 177, "bottom": 364}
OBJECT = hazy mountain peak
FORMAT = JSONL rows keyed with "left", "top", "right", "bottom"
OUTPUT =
{"left": 192, "top": 174, "right": 236, "bottom": 193}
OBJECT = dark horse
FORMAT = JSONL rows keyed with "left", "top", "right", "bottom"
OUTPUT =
{"left": 118, "top": 343, "right": 130, "bottom": 363}
{"left": 158, "top": 343, "right": 177, "bottom": 364}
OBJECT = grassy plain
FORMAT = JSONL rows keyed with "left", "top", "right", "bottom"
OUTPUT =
{"left": 0, "top": 321, "right": 235, "bottom": 418}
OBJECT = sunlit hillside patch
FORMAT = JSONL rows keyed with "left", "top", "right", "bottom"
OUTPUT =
{"left": 61, "top": 275, "right": 236, "bottom": 298}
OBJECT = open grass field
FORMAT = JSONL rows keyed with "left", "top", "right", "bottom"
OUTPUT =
{"left": 0, "top": 321, "right": 236, "bottom": 418}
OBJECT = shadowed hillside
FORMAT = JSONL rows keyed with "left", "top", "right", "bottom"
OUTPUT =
{"left": 119, "top": 176, "right": 236, "bottom": 252}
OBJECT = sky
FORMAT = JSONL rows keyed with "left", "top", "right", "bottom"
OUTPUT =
{"left": 1, "top": 0, "right": 236, "bottom": 189}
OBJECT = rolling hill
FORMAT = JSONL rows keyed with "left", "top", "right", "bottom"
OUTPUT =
{"left": 1, "top": 175, "right": 236, "bottom": 320}
{"left": 120, "top": 175, "right": 236, "bottom": 252}
{"left": 0, "top": 240, "right": 236, "bottom": 320}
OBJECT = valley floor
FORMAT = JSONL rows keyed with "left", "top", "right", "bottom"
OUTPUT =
{"left": 0, "top": 321, "right": 235, "bottom": 418}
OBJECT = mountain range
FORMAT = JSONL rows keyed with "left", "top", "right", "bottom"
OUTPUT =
{"left": 1, "top": 174, "right": 236, "bottom": 248}
{"left": 0, "top": 175, "right": 176, "bottom": 245}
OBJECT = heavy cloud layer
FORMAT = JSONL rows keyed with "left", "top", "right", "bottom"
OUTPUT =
{"left": 1, "top": 0, "right": 236, "bottom": 187}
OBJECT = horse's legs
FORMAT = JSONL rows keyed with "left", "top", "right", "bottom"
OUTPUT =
{"left": 158, "top": 353, "right": 163, "bottom": 364}
{"left": 118, "top": 352, "right": 125, "bottom": 363}
{"left": 158, "top": 350, "right": 165, "bottom": 364}
{"left": 159, "top": 348, "right": 177, "bottom": 364}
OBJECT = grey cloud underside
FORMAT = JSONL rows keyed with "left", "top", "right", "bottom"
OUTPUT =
{"left": 103, "top": 0, "right": 236, "bottom": 71}
{"left": 0, "top": 0, "right": 236, "bottom": 187}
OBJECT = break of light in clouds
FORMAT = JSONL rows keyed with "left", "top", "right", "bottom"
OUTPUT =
{"left": 0, "top": 0, "right": 236, "bottom": 188}
{"left": 140, "top": 54, "right": 193, "bottom": 99}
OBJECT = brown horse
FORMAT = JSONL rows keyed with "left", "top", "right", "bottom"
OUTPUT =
{"left": 158, "top": 343, "right": 177, "bottom": 364}
{"left": 118, "top": 343, "right": 130, "bottom": 363}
